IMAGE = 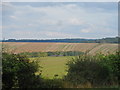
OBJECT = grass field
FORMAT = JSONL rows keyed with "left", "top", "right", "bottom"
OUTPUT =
{"left": 1, "top": 42, "right": 118, "bottom": 54}
{"left": 31, "top": 56, "right": 73, "bottom": 79}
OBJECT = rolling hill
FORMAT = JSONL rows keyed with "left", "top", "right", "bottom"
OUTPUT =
{"left": 1, "top": 42, "right": 118, "bottom": 55}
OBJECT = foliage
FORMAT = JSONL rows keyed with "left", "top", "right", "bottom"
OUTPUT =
{"left": 47, "top": 51, "right": 84, "bottom": 56}
{"left": 2, "top": 53, "right": 42, "bottom": 89}
{"left": 3, "top": 36, "right": 119, "bottom": 43}
{"left": 20, "top": 52, "right": 48, "bottom": 57}
{"left": 65, "top": 52, "right": 120, "bottom": 87}
{"left": 42, "top": 79, "right": 63, "bottom": 88}
{"left": 20, "top": 51, "right": 84, "bottom": 58}
{"left": 98, "top": 52, "right": 120, "bottom": 84}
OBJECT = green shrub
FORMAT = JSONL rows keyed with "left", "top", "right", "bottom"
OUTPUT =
{"left": 2, "top": 53, "right": 42, "bottom": 89}
{"left": 98, "top": 52, "right": 120, "bottom": 85}
{"left": 20, "top": 51, "right": 84, "bottom": 57}
{"left": 65, "top": 52, "right": 120, "bottom": 87}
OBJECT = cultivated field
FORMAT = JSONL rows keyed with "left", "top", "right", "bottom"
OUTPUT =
{"left": 1, "top": 42, "right": 118, "bottom": 54}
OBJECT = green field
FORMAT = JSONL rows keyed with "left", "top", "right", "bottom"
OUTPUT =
{"left": 30, "top": 56, "right": 74, "bottom": 79}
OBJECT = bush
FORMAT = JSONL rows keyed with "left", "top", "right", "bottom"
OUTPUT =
{"left": 2, "top": 53, "right": 42, "bottom": 89}
{"left": 98, "top": 52, "right": 120, "bottom": 85}
{"left": 65, "top": 52, "right": 120, "bottom": 87}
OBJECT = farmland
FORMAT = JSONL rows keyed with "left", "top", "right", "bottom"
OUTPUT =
{"left": 2, "top": 42, "right": 120, "bottom": 87}
{"left": 1, "top": 42, "right": 118, "bottom": 54}
{"left": 1, "top": 42, "right": 118, "bottom": 79}
{"left": 31, "top": 56, "right": 73, "bottom": 79}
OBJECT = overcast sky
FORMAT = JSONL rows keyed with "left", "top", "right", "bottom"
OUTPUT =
{"left": 2, "top": 2, "right": 118, "bottom": 39}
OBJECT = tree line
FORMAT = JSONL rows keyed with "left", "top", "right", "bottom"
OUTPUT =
{"left": 2, "top": 37, "right": 119, "bottom": 43}
{"left": 20, "top": 51, "right": 84, "bottom": 57}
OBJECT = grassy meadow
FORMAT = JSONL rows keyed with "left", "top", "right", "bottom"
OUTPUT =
{"left": 31, "top": 56, "right": 74, "bottom": 79}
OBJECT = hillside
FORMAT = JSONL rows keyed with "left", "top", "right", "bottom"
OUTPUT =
{"left": 2, "top": 37, "right": 119, "bottom": 43}
{"left": 1, "top": 42, "right": 118, "bottom": 54}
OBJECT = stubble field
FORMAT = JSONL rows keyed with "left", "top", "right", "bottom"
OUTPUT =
{"left": 1, "top": 42, "right": 118, "bottom": 54}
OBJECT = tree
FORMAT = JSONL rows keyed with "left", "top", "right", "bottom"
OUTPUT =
{"left": 39, "top": 52, "right": 48, "bottom": 57}
{"left": 65, "top": 53, "right": 120, "bottom": 87}
{"left": 2, "top": 53, "right": 42, "bottom": 89}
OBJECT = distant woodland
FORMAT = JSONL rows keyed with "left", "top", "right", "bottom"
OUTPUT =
{"left": 2, "top": 37, "right": 119, "bottom": 43}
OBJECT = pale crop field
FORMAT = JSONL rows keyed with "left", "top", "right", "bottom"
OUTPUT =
{"left": 1, "top": 42, "right": 118, "bottom": 54}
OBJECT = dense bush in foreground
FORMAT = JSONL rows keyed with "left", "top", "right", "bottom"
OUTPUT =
{"left": 2, "top": 53, "right": 64, "bottom": 89}
{"left": 65, "top": 52, "right": 120, "bottom": 87}
{"left": 2, "top": 53, "right": 43, "bottom": 89}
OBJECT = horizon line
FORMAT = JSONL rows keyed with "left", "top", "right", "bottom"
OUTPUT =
{"left": 1, "top": 36, "right": 119, "bottom": 41}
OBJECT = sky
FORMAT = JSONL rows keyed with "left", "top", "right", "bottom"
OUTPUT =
{"left": 1, "top": 2, "right": 118, "bottom": 39}
{"left": 2, "top": 0, "right": 119, "bottom": 2}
